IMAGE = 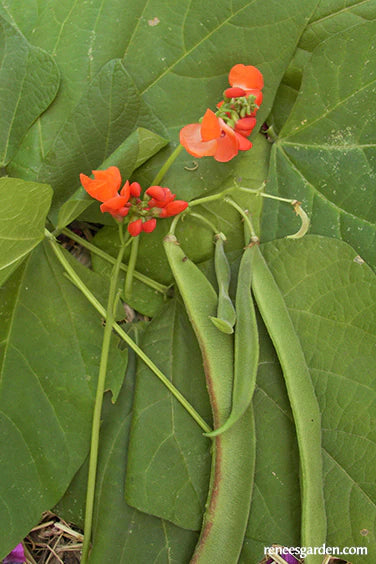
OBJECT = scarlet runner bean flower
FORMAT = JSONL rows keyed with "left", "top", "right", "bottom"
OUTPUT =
{"left": 80, "top": 167, "right": 188, "bottom": 236}
{"left": 180, "top": 63, "right": 263, "bottom": 161}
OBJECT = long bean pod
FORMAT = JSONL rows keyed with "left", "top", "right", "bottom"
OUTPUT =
{"left": 251, "top": 242, "right": 326, "bottom": 564}
{"left": 206, "top": 241, "right": 258, "bottom": 437}
{"left": 163, "top": 234, "right": 255, "bottom": 563}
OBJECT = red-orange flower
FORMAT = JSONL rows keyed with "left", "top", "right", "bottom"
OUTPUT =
{"left": 80, "top": 167, "right": 132, "bottom": 218}
{"left": 229, "top": 63, "right": 264, "bottom": 107}
{"left": 145, "top": 186, "right": 188, "bottom": 217}
{"left": 79, "top": 167, "right": 188, "bottom": 235}
{"left": 80, "top": 167, "right": 122, "bottom": 201}
{"left": 180, "top": 109, "right": 239, "bottom": 162}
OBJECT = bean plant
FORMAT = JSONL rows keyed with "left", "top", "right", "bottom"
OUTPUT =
{"left": 0, "top": 2, "right": 375, "bottom": 564}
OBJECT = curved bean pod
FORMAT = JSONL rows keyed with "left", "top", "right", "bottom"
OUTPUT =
{"left": 206, "top": 242, "right": 259, "bottom": 437}
{"left": 209, "top": 233, "right": 236, "bottom": 335}
{"left": 163, "top": 234, "right": 255, "bottom": 564}
{"left": 251, "top": 243, "right": 326, "bottom": 564}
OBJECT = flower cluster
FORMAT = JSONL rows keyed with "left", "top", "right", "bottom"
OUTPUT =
{"left": 80, "top": 167, "right": 188, "bottom": 236}
{"left": 180, "top": 64, "right": 263, "bottom": 162}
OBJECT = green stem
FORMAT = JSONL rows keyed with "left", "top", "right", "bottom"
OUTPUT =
{"left": 224, "top": 197, "right": 257, "bottom": 239}
{"left": 188, "top": 212, "right": 218, "bottom": 234}
{"left": 151, "top": 144, "right": 184, "bottom": 186}
{"left": 61, "top": 227, "right": 168, "bottom": 295}
{"left": 124, "top": 235, "right": 140, "bottom": 300}
{"left": 45, "top": 230, "right": 211, "bottom": 435}
{"left": 239, "top": 185, "right": 294, "bottom": 204}
{"left": 80, "top": 225, "right": 127, "bottom": 562}
{"left": 188, "top": 188, "right": 234, "bottom": 208}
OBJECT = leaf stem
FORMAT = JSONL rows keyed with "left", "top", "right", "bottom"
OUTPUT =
{"left": 188, "top": 212, "right": 218, "bottom": 234}
{"left": 45, "top": 229, "right": 211, "bottom": 435}
{"left": 61, "top": 227, "right": 168, "bottom": 294}
{"left": 224, "top": 197, "right": 257, "bottom": 239}
{"left": 124, "top": 235, "right": 139, "bottom": 299}
{"left": 151, "top": 144, "right": 184, "bottom": 186}
{"left": 80, "top": 225, "right": 127, "bottom": 562}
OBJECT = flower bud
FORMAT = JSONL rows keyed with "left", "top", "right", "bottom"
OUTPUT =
{"left": 224, "top": 86, "right": 246, "bottom": 98}
{"left": 128, "top": 218, "right": 143, "bottom": 237}
{"left": 235, "top": 116, "right": 257, "bottom": 137}
{"left": 159, "top": 200, "right": 188, "bottom": 218}
{"left": 142, "top": 218, "right": 157, "bottom": 233}
{"left": 130, "top": 181, "right": 141, "bottom": 197}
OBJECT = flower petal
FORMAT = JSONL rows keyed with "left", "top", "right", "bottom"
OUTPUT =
{"left": 100, "top": 195, "right": 129, "bottom": 213}
{"left": 213, "top": 119, "right": 239, "bottom": 162}
{"left": 80, "top": 166, "right": 122, "bottom": 202}
{"left": 234, "top": 131, "right": 253, "bottom": 151}
{"left": 201, "top": 109, "right": 221, "bottom": 141}
{"left": 229, "top": 64, "right": 264, "bottom": 90}
{"left": 180, "top": 123, "right": 217, "bottom": 158}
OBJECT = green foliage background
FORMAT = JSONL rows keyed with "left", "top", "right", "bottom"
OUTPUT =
{"left": 0, "top": 0, "right": 375, "bottom": 561}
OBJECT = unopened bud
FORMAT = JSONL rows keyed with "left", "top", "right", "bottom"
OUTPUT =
{"left": 130, "top": 182, "right": 141, "bottom": 197}
{"left": 159, "top": 200, "right": 188, "bottom": 218}
{"left": 142, "top": 218, "right": 157, "bottom": 233}
{"left": 128, "top": 218, "right": 143, "bottom": 237}
{"left": 224, "top": 86, "right": 246, "bottom": 98}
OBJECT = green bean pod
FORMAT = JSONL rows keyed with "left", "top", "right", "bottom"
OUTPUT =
{"left": 209, "top": 233, "right": 236, "bottom": 335}
{"left": 206, "top": 242, "right": 259, "bottom": 437}
{"left": 163, "top": 234, "right": 255, "bottom": 563}
{"left": 251, "top": 243, "right": 326, "bottom": 564}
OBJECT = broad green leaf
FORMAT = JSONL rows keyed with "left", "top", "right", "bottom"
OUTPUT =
{"left": 35, "top": 59, "right": 165, "bottom": 221}
{"left": 0, "top": 17, "right": 59, "bottom": 166}
{"left": 121, "top": 0, "right": 319, "bottom": 201}
{"left": 270, "top": 0, "right": 376, "bottom": 131}
{"left": 57, "top": 127, "right": 168, "bottom": 230}
{"left": 0, "top": 178, "right": 52, "bottom": 284}
{"left": 125, "top": 298, "right": 212, "bottom": 530}
{"left": 5, "top": 0, "right": 143, "bottom": 173}
{"left": 7, "top": 0, "right": 317, "bottom": 215}
{"left": 55, "top": 352, "right": 198, "bottom": 562}
{"left": 262, "top": 21, "right": 376, "bottom": 269}
{"left": 244, "top": 236, "right": 376, "bottom": 563}
{"left": 0, "top": 242, "right": 127, "bottom": 558}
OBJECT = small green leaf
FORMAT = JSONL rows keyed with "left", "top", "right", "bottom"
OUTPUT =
{"left": 0, "top": 177, "right": 52, "bottom": 284}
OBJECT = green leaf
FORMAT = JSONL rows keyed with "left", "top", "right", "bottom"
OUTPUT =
{"left": 0, "top": 17, "right": 59, "bottom": 166}
{"left": 0, "top": 177, "right": 52, "bottom": 285}
{"left": 244, "top": 236, "right": 376, "bottom": 562}
{"left": 125, "top": 298, "right": 212, "bottom": 530}
{"left": 57, "top": 127, "right": 168, "bottom": 230}
{"left": 0, "top": 242, "right": 127, "bottom": 558}
{"left": 121, "top": 0, "right": 319, "bottom": 199}
{"left": 34, "top": 59, "right": 166, "bottom": 221}
{"left": 91, "top": 227, "right": 167, "bottom": 318}
{"left": 263, "top": 21, "right": 376, "bottom": 269}
{"left": 6, "top": 0, "right": 144, "bottom": 172}
{"left": 55, "top": 352, "right": 198, "bottom": 562}
{"left": 270, "top": 0, "right": 376, "bottom": 130}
